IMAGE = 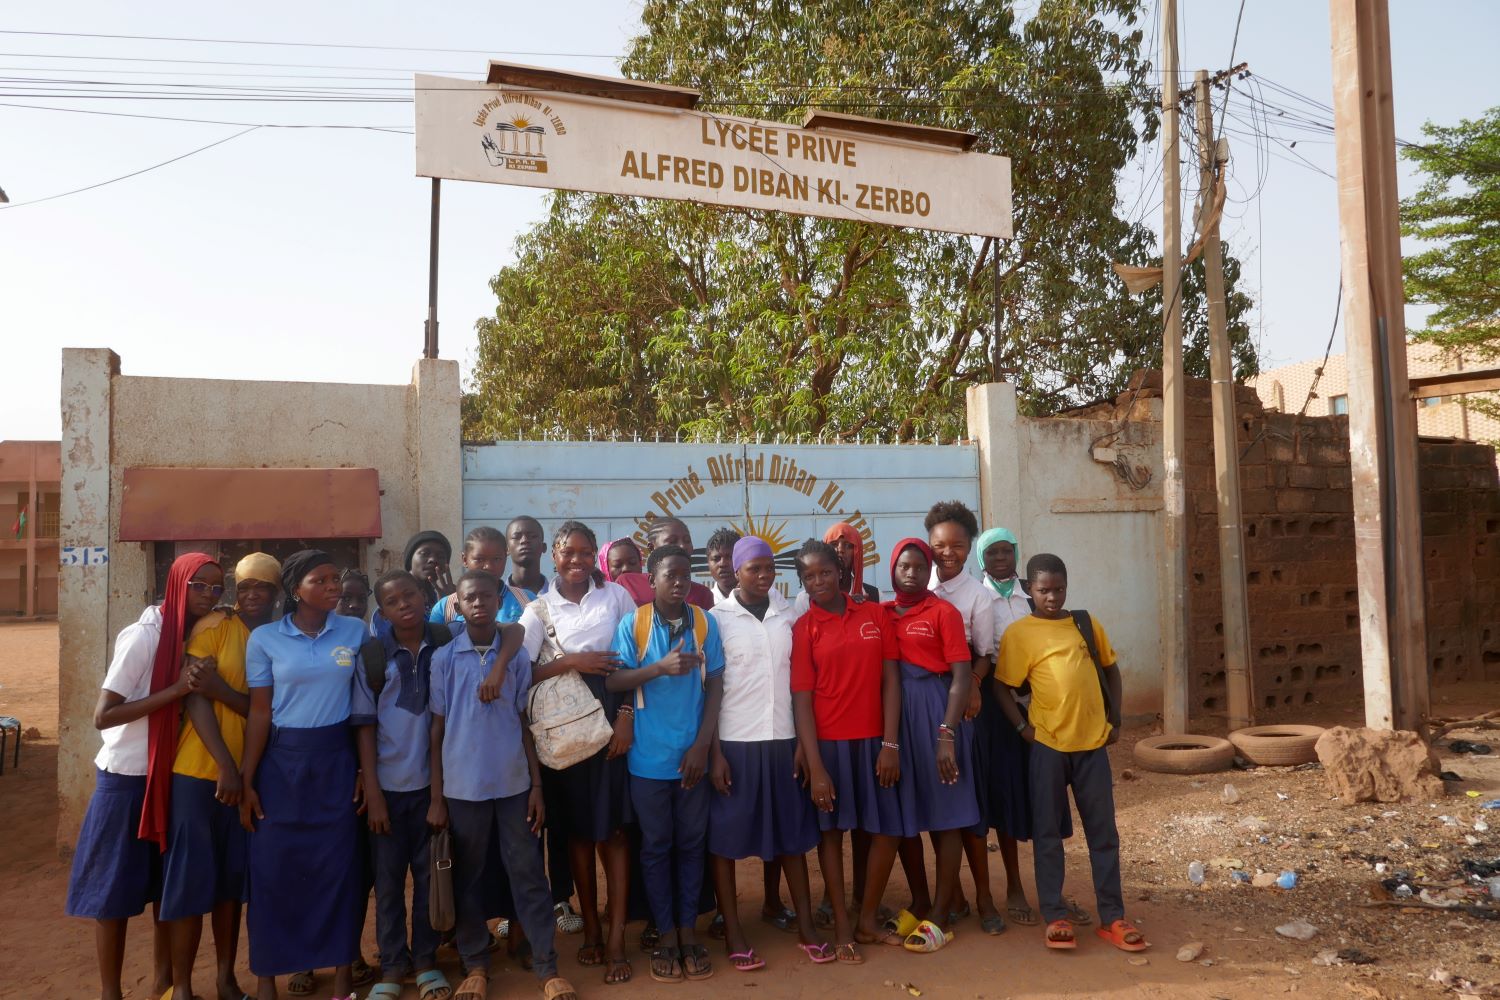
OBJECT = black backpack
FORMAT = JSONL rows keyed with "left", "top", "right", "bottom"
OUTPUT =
{"left": 359, "top": 623, "right": 457, "bottom": 697}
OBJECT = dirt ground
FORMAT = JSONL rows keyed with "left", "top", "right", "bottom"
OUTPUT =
{"left": 2, "top": 619, "right": 1496, "bottom": 1000}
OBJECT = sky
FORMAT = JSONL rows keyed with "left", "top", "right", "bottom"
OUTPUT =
{"left": 2, "top": 1, "right": 1496, "bottom": 441}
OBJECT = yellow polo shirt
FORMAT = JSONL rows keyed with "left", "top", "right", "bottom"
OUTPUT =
{"left": 174, "top": 612, "right": 251, "bottom": 780}
{"left": 996, "top": 613, "right": 1117, "bottom": 753}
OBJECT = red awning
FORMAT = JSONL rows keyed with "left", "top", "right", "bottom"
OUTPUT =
{"left": 119, "top": 467, "right": 382, "bottom": 541}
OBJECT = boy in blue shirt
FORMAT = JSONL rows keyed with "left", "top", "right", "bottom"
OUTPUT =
{"left": 607, "top": 545, "right": 725, "bottom": 983}
{"left": 352, "top": 571, "right": 451, "bottom": 1000}
{"left": 429, "top": 571, "right": 578, "bottom": 1000}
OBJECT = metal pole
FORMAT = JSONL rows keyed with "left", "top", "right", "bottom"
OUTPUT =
{"left": 1328, "top": 0, "right": 1429, "bottom": 731}
{"left": 1195, "top": 70, "right": 1254, "bottom": 731}
{"left": 1159, "top": 0, "right": 1190, "bottom": 735}
{"left": 424, "top": 177, "right": 441, "bottom": 359}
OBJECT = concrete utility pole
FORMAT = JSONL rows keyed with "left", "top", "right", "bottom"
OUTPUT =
{"left": 1159, "top": 0, "right": 1190, "bottom": 734}
{"left": 1328, "top": 0, "right": 1430, "bottom": 731}
{"left": 1195, "top": 70, "right": 1254, "bottom": 732}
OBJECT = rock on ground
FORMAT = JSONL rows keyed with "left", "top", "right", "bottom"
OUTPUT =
{"left": 1313, "top": 726, "right": 1445, "bottom": 804}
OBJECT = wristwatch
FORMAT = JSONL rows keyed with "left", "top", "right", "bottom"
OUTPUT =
{"left": 1015, "top": 719, "right": 1028, "bottom": 734}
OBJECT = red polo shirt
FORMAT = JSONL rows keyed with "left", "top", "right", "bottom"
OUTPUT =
{"left": 887, "top": 595, "right": 970, "bottom": 674}
{"left": 791, "top": 597, "right": 898, "bottom": 740}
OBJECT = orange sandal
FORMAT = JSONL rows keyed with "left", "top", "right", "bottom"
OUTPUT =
{"left": 1044, "top": 919, "right": 1076, "bottom": 950}
{"left": 1096, "top": 919, "right": 1149, "bottom": 952}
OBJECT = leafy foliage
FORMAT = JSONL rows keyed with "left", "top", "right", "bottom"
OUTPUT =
{"left": 1400, "top": 107, "right": 1500, "bottom": 361}
{"left": 465, "top": 0, "right": 1257, "bottom": 441}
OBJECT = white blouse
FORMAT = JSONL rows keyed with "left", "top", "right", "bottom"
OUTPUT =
{"left": 709, "top": 590, "right": 802, "bottom": 742}
{"left": 520, "top": 578, "right": 636, "bottom": 658}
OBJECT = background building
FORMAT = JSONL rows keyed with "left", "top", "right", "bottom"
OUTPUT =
{"left": 0, "top": 440, "right": 60, "bottom": 617}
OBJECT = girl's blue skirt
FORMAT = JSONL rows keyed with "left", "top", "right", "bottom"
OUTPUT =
{"left": 895, "top": 663, "right": 981, "bottom": 836}
{"left": 66, "top": 769, "right": 161, "bottom": 920}
{"left": 709, "top": 737, "right": 818, "bottom": 860}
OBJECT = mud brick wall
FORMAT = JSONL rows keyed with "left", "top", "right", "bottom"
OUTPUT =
{"left": 1179, "top": 377, "right": 1500, "bottom": 720}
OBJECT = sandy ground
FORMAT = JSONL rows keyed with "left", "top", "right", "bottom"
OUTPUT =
{"left": 2, "top": 619, "right": 1497, "bottom": 1000}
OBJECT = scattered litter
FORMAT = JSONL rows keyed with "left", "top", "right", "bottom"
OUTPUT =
{"left": 1284, "top": 966, "right": 1301, "bottom": 977}
{"left": 1275, "top": 920, "right": 1318, "bottom": 941}
{"left": 1374, "top": 863, "right": 1388, "bottom": 874}
{"left": 1479, "top": 821, "right": 1491, "bottom": 832}
{"left": 1277, "top": 870, "right": 1299, "bottom": 890}
{"left": 1481, "top": 800, "right": 1500, "bottom": 810}
{"left": 1448, "top": 740, "right": 1491, "bottom": 755}
{"left": 1187, "top": 861, "right": 1206, "bottom": 885}
{"left": 1439, "top": 815, "right": 1459, "bottom": 826}
{"left": 1253, "top": 872, "right": 1281, "bottom": 888}
{"left": 1199, "top": 958, "right": 1214, "bottom": 967}
{"left": 1486, "top": 876, "right": 1500, "bottom": 900}
{"left": 1231, "top": 870, "right": 1251, "bottom": 884}
{"left": 1276, "top": 792, "right": 1290, "bottom": 801}
{"left": 1128, "top": 956, "right": 1149, "bottom": 966}
{"left": 1238, "top": 816, "right": 1271, "bottom": 834}
{"left": 1312, "top": 950, "right": 1341, "bottom": 967}
{"left": 1469, "top": 790, "right": 1483, "bottom": 798}
{"left": 883, "top": 982, "right": 923, "bottom": 997}
{"left": 1381, "top": 811, "right": 1400, "bottom": 818}
{"left": 1222, "top": 784, "right": 1241, "bottom": 804}
{"left": 1177, "top": 941, "right": 1205, "bottom": 962}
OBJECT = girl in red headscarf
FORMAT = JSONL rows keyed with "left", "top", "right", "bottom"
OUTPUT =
{"left": 66, "top": 552, "right": 223, "bottom": 1000}
{"left": 823, "top": 522, "right": 881, "bottom": 602}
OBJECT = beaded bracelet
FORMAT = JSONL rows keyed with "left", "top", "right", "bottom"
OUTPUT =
{"left": 616, "top": 705, "right": 635, "bottom": 718}
{"left": 881, "top": 740, "right": 900, "bottom": 751}
{"left": 937, "top": 724, "right": 956, "bottom": 737}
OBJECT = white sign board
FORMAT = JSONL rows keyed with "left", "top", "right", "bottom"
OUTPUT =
{"left": 415, "top": 74, "right": 1012, "bottom": 239}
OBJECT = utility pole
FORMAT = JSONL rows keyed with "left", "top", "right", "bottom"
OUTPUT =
{"left": 1159, "top": 0, "right": 1189, "bottom": 735}
{"left": 1328, "top": 0, "right": 1429, "bottom": 731}
{"left": 1194, "top": 70, "right": 1254, "bottom": 732}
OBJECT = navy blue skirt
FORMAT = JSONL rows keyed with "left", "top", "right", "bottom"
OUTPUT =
{"left": 814, "top": 737, "right": 905, "bottom": 837}
{"left": 160, "top": 773, "right": 247, "bottom": 921}
{"left": 66, "top": 769, "right": 161, "bottom": 920}
{"left": 540, "top": 674, "right": 633, "bottom": 845}
{"left": 709, "top": 738, "right": 819, "bottom": 860}
{"left": 247, "top": 723, "right": 361, "bottom": 976}
{"left": 896, "top": 663, "right": 981, "bottom": 836}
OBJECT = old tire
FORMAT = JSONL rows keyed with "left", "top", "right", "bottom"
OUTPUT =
{"left": 1132, "top": 735, "right": 1236, "bottom": 775}
{"left": 1228, "top": 725, "right": 1325, "bottom": 767}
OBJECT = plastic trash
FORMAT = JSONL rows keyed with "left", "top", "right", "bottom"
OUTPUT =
{"left": 1188, "top": 861, "right": 1206, "bottom": 885}
{"left": 1481, "top": 800, "right": 1500, "bottom": 810}
{"left": 1231, "top": 870, "right": 1251, "bottom": 884}
{"left": 1277, "top": 871, "right": 1299, "bottom": 890}
{"left": 1394, "top": 885, "right": 1414, "bottom": 899}
{"left": 1222, "top": 784, "right": 1240, "bottom": 804}
{"left": 1487, "top": 876, "right": 1500, "bottom": 900}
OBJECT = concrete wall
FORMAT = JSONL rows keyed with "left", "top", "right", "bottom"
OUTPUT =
{"left": 57, "top": 350, "right": 460, "bottom": 852}
{"left": 967, "top": 383, "right": 1166, "bottom": 719}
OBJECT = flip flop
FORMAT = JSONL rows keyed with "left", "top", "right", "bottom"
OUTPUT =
{"left": 834, "top": 942, "right": 864, "bottom": 965}
{"left": 1063, "top": 897, "right": 1093, "bottom": 926}
{"left": 1096, "top": 919, "right": 1150, "bottom": 952}
{"left": 760, "top": 906, "right": 798, "bottom": 932}
{"left": 369, "top": 984, "right": 403, "bottom": 1000}
{"left": 903, "top": 920, "right": 953, "bottom": 954}
{"left": 604, "top": 958, "right": 633, "bottom": 985}
{"left": 415, "top": 969, "right": 452, "bottom": 1000}
{"left": 577, "top": 943, "right": 605, "bottom": 967}
{"left": 682, "top": 943, "right": 714, "bottom": 981}
{"left": 729, "top": 949, "right": 766, "bottom": 972}
{"left": 981, "top": 913, "right": 1007, "bottom": 935}
{"left": 1007, "top": 903, "right": 1040, "bottom": 927}
{"left": 287, "top": 972, "right": 316, "bottom": 997}
{"left": 799, "top": 941, "right": 837, "bottom": 965}
{"left": 1044, "top": 919, "right": 1077, "bottom": 950}
{"left": 649, "top": 947, "right": 683, "bottom": 984}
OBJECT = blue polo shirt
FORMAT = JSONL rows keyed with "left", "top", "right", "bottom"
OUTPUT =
{"left": 350, "top": 631, "right": 443, "bottom": 793}
{"left": 611, "top": 605, "right": 725, "bottom": 781}
{"left": 428, "top": 587, "right": 526, "bottom": 627}
{"left": 246, "top": 613, "right": 367, "bottom": 729}
{"left": 429, "top": 627, "right": 532, "bottom": 802}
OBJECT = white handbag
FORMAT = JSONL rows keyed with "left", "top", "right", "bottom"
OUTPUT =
{"left": 525, "top": 600, "right": 615, "bottom": 770}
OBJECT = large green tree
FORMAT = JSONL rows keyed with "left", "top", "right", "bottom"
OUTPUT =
{"left": 466, "top": 0, "right": 1256, "bottom": 441}
{"left": 1400, "top": 107, "right": 1500, "bottom": 361}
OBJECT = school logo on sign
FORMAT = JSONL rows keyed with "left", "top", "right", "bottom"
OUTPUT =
{"left": 473, "top": 93, "right": 568, "bottom": 175}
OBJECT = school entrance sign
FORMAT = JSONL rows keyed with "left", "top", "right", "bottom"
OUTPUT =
{"left": 414, "top": 62, "right": 1012, "bottom": 240}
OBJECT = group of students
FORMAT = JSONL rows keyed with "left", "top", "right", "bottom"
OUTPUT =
{"left": 67, "top": 502, "right": 1147, "bottom": 1000}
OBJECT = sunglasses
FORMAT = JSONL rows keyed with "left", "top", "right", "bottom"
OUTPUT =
{"left": 187, "top": 581, "right": 226, "bottom": 599}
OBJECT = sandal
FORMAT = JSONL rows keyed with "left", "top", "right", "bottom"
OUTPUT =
{"left": 834, "top": 942, "right": 864, "bottom": 965}
{"left": 415, "top": 969, "right": 452, "bottom": 1000}
{"left": 903, "top": 920, "right": 953, "bottom": 954}
{"left": 369, "top": 984, "right": 403, "bottom": 1000}
{"left": 813, "top": 900, "right": 834, "bottom": 929}
{"left": 707, "top": 913, "right": 727, "bottom": 940}
{"left": 1044, "top": 919, "right": 1076, "bottom": 951}
{"left": 577, "top": 943, "right": 605, "bottom": 967}
{"left": 1096, "top": 918, "right": 1149, "bottom": 952}
{"left": 640, "top": 924, "right": 662, "bottom": 951}
{"left": 881, "top": 908, "right": 921, "bottom": 946}
{"left": 799, "top": 941, "right": 836, "bottom": 965}
{"left": 760, "top": 906, "right": 798, "bottom": 933}
{"left": 946, "top": 901, "right": 972, "bottom": 926}
{"left": 453, "top": 971, "right": 488, "bottom": 1000}
{"left": 554, "top": 901, "right": 585, "bottom": 935}
{"left": 350, "top": 958, "right": 377, "bottom": 987}
{"left": 541, "top": 975, "right": 579, "bottom": 1000}
{"left": 1007, "top": 902, "right": 1040, "bottom": 927}
{"left": 1064, "top": 897, "right": 1093, "bottom": 926}
{"left": 288, "top": 972, "right": 316, "bottom": 997}
{"left": 604, "top": 958, "right": 633, "bottom": 985}
{"left": 980, "top": 913, "right": 1007, "bottom": 935}
{"left": 682, "top": 943, "right": 714, "bottom": 981}
{"left": 649, "top": 946, "right": 683, "bottom": 984}
{"left": 729, "top": 949, "right": 765, "bottom": 972}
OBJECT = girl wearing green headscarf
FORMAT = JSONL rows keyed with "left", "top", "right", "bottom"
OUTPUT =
{"left": 976, "top": 528, "right": 1030, "bottom": 647}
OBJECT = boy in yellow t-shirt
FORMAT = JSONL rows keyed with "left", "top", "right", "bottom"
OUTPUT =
{"left": 160, "top": 552, "right": 280, "bottom": 1000}
{"left": 994, "top": 553, "right": 1147, "bottom": 954}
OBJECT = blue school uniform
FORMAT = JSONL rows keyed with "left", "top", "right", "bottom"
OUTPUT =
{"left": 244, "top": 613, "right": 367, "bottom": 977}
{"left": 612, "top": 605, "right": 724, "bottom": 935}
